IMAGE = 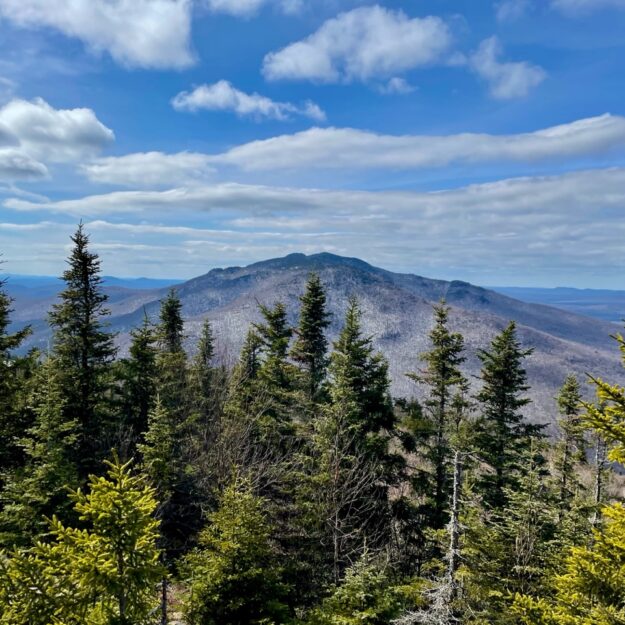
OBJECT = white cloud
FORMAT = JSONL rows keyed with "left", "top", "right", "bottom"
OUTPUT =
{"left": 172, "top": 80, "right": 326, "bottom": 121}
{"left": 0, "top": 0, "right": 194, "bottom": 69}
{"left": 0, "top": 149, "right": 48, "bottom": 180}
{"left": 0, "top": 97, "right": 114, "bottom": 162}
{"left": 83, "top": 152, "right": 215, "bottom": 187}
{"left": 470, "top": 36, "right": 546, "bottom": 99}
{"left": 6, "top": 168, "right": 625, "bottom": 284}
{"left": 0, "top": 97, "right": 113, "bottom": 182}
{"left": 495, "top": 0, "right": 531, "bottom": 21}
{"left": 262, "top": 5, "right": 452, "bottom": 83}
{"left": 203, "top": 0, "right": 302, "bottom": 16}
{"left": 378, "top": 77, "right": 415, "bottom": 95}
{"left": 552, "top": 0, "right": 625, "bottom": 14}
{"left": 213, "top": 114, "right": 625, "bottom": 171}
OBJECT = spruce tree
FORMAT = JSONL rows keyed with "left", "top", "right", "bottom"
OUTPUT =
{"left": 188, "top": 318, "right": 217, "bottom": 422}
{"left": 117, "top": 313, "right": 157, "bottom": 447}
{"left": 0, "top": 358, "right": 80, "bottom": 545}
{"left": 554, "top": 375, "right": 586, "bottom": 520}
{"left": 254, "top": 301, "right": 297, "bottom": 429}
{"left": 48, "top": 224, "right": 116, "bottom": 475}
{"left": 0, "top": 457, "right": 164, "bottom": 625}
{"left": 321, "top": 299, "right": 402, "bottom": 559}
{"left": 474, "top": 322, "right": 543, "bottom": 510}
{"left": 328, "top": 298, "right": 395, "bottom": 436}
{"left": 291, "top": 273, "right": 331, "bottom": 401}
{"left": 182, "top": 478, "right": 289, "bottom": 625}
{"left": 513, "top": 332, "right": 625, "bottom": 624}
{"left": 0, "top": 272, "right": 33, "bottom": 473}
{"left": 407, "top": 301, "right": 468, "bottom": 530}
{"left": 155, "top": 289, "right": 188, "bottom": 433}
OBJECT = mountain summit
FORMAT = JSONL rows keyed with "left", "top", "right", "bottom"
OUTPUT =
{"left": 8, "top": 253, "right": 621, "bottom": 425}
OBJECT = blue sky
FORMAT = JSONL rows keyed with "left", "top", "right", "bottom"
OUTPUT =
{"left": 0, "top": 0, "right": 625, "bottom": 287}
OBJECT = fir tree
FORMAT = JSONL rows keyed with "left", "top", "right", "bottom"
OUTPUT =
{"left": 513, "top": 332, "right": 625, "bottom": 624}
{"left": 117, "top": 313, "right": 157, "bottom": 447}
{"left": 48, "top": 224, "right": 116, "bottom": 474}
{"left": 291, "top": 273, "right": 331, "bottom": 401}
{"left": 188, "top": 317, "right": 217, "bottom": 422}
{"left": 328, "top": 297, "right": 395, "bottom": 436}
{"left": 155, "top": 288, "right": 187, "bottom": 417}
{"left": 0, "top": 272, "right": 33, "bottom": 473}
{"left": 0, "top": 358, "right": 80, "bottom": 545}
{"left": 305, "top": 555, "right": 402, "bottom": 625}
{"left": 254, "top": 301, "right": 298, "bottom": 430}
{"left": 554, "top": 375, "right": 587, "bottom": 520}
{"left": 182, "top": 478, "right": 289, "bottom": 625}
{"left": 407, "top": 301, "right": 468, "bottom": 530}
{"left": 0, "top": 456, "right": 164, "bottom": 625}
{"left": 474, "top": 322, "right": 543, "bottom": 510}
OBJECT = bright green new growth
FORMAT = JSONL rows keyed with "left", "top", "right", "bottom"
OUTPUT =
{"left": 0, "top": 456, "right": 164, "bottom": 625}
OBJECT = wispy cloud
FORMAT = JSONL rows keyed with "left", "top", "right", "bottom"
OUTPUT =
{"left": 470, "top": 36, "right": 546, "bottom": 99}
{"left": 212, "top": 114, "right": 625, "bottom": 172}
{"left": 5, "top": 168, "right": 625, "bottom": 284}
{"left": 83, "top": 152, "right": 215, "bottom": 187}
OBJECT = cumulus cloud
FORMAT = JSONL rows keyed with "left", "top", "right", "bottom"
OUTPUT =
{"left": 470, "top": 37, "right": 546, "bottom": 99}
{"left": 0, "top": 0, "right": 194, "bottom": 69}
{"left": 83, "top": 152, "right": 215, "bottom": 187}
{"left": 262, "top": 5, "right": 452, "bottom": 83}
{"left": 203, "top": 0, "right": 302, "bottom": 16}
{"left": 213, "top": 114, "right": 625, "bottom": 171}
{"left": 172, "top": 80, "right": 326, "bottom": 121}
{"left": 0, "top": 97, "right": 113, "bottom": 182}
{"left": 0, "top": 97, "right": 114, "bottom": 162}
{"left": 552, "top": 0, "right": 625, "bottom": 14}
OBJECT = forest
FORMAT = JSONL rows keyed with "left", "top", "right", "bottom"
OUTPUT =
{"left": 1, "top": 224, "right": 624, "bottom": 625}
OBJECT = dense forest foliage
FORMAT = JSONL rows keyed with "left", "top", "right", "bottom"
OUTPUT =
{"left": 1, "top": 225, "right": 625, "bottom": 625}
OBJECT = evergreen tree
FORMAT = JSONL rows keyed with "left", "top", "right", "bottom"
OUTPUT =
{"left": 474, "top": 322, "right": 543, "bottom": 510}
{"left": 139, "top": 395, "right": 200, "bottom": 563}
{"left": 155, "top": 289, "right": 187, "bottom": 417}
{"left": 554, "top": 375, "right": 587, "bottom": 520}
{"left": 0, "top": 358, "right": 80, "bottom": 545}
{"left": 188, "top": 317, "right": 218, "bottom": 423}
{"left": 513, "top": 332, "right": 625, "bottom": 624}
{"left": 328, "top": 297, "right": 395, "bottom": 436}
{"left": 320, "top": 299, "right": 403, "bottom": 561}
{"left": 0, "top": 272, "right": 33, "bottom": 474}
{"left": 464, "top": 441, "right": 558, "bottom": 625}
{"left": 0, "top": 456, "right": 164, "bottom": 625}
{"left": 305, "top": 555, "right": 402, "bottom": 625}
{"left": 291, "top": 273, "right": 331, "bottom": 401}
{"left": 117, "top": 313, "right": 157, "bottom": 447}
{"left": 183, "top": 478, "right": 289, "bottom": 625}
{"left": 48, "top": 224, "right": 116, "bottom": 474}
{"left": 407, "top": 301, "right": 468, "bottom": 530}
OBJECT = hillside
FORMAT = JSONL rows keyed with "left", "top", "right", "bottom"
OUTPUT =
{"left": 7, "top": 252, "right": 622, "bottom": 426}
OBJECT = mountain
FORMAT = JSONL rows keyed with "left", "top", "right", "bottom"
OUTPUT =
{"left": 491, "top": 286, "right": 625, "bottom": 323}
{"left": 6, "top": 253, "right": 622, "bottom": 427}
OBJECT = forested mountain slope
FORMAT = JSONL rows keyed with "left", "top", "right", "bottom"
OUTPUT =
{"left": 8, "top": 252, "right": 620, "bottom": 424}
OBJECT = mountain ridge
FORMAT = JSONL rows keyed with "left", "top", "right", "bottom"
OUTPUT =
{"left": 6, "top": 252, "right": 622, "bottom": 426}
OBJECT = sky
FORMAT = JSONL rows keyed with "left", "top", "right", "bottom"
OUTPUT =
{"left": 0, "top": 0, "right": 625, "bottom": 287}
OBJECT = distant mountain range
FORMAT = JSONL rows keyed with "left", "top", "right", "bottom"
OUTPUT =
{"left": 5, "top": 253, "right": 623, "bottom": 427}
{"left": 491, "top": 286, "right": 625, "bottom": 323}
